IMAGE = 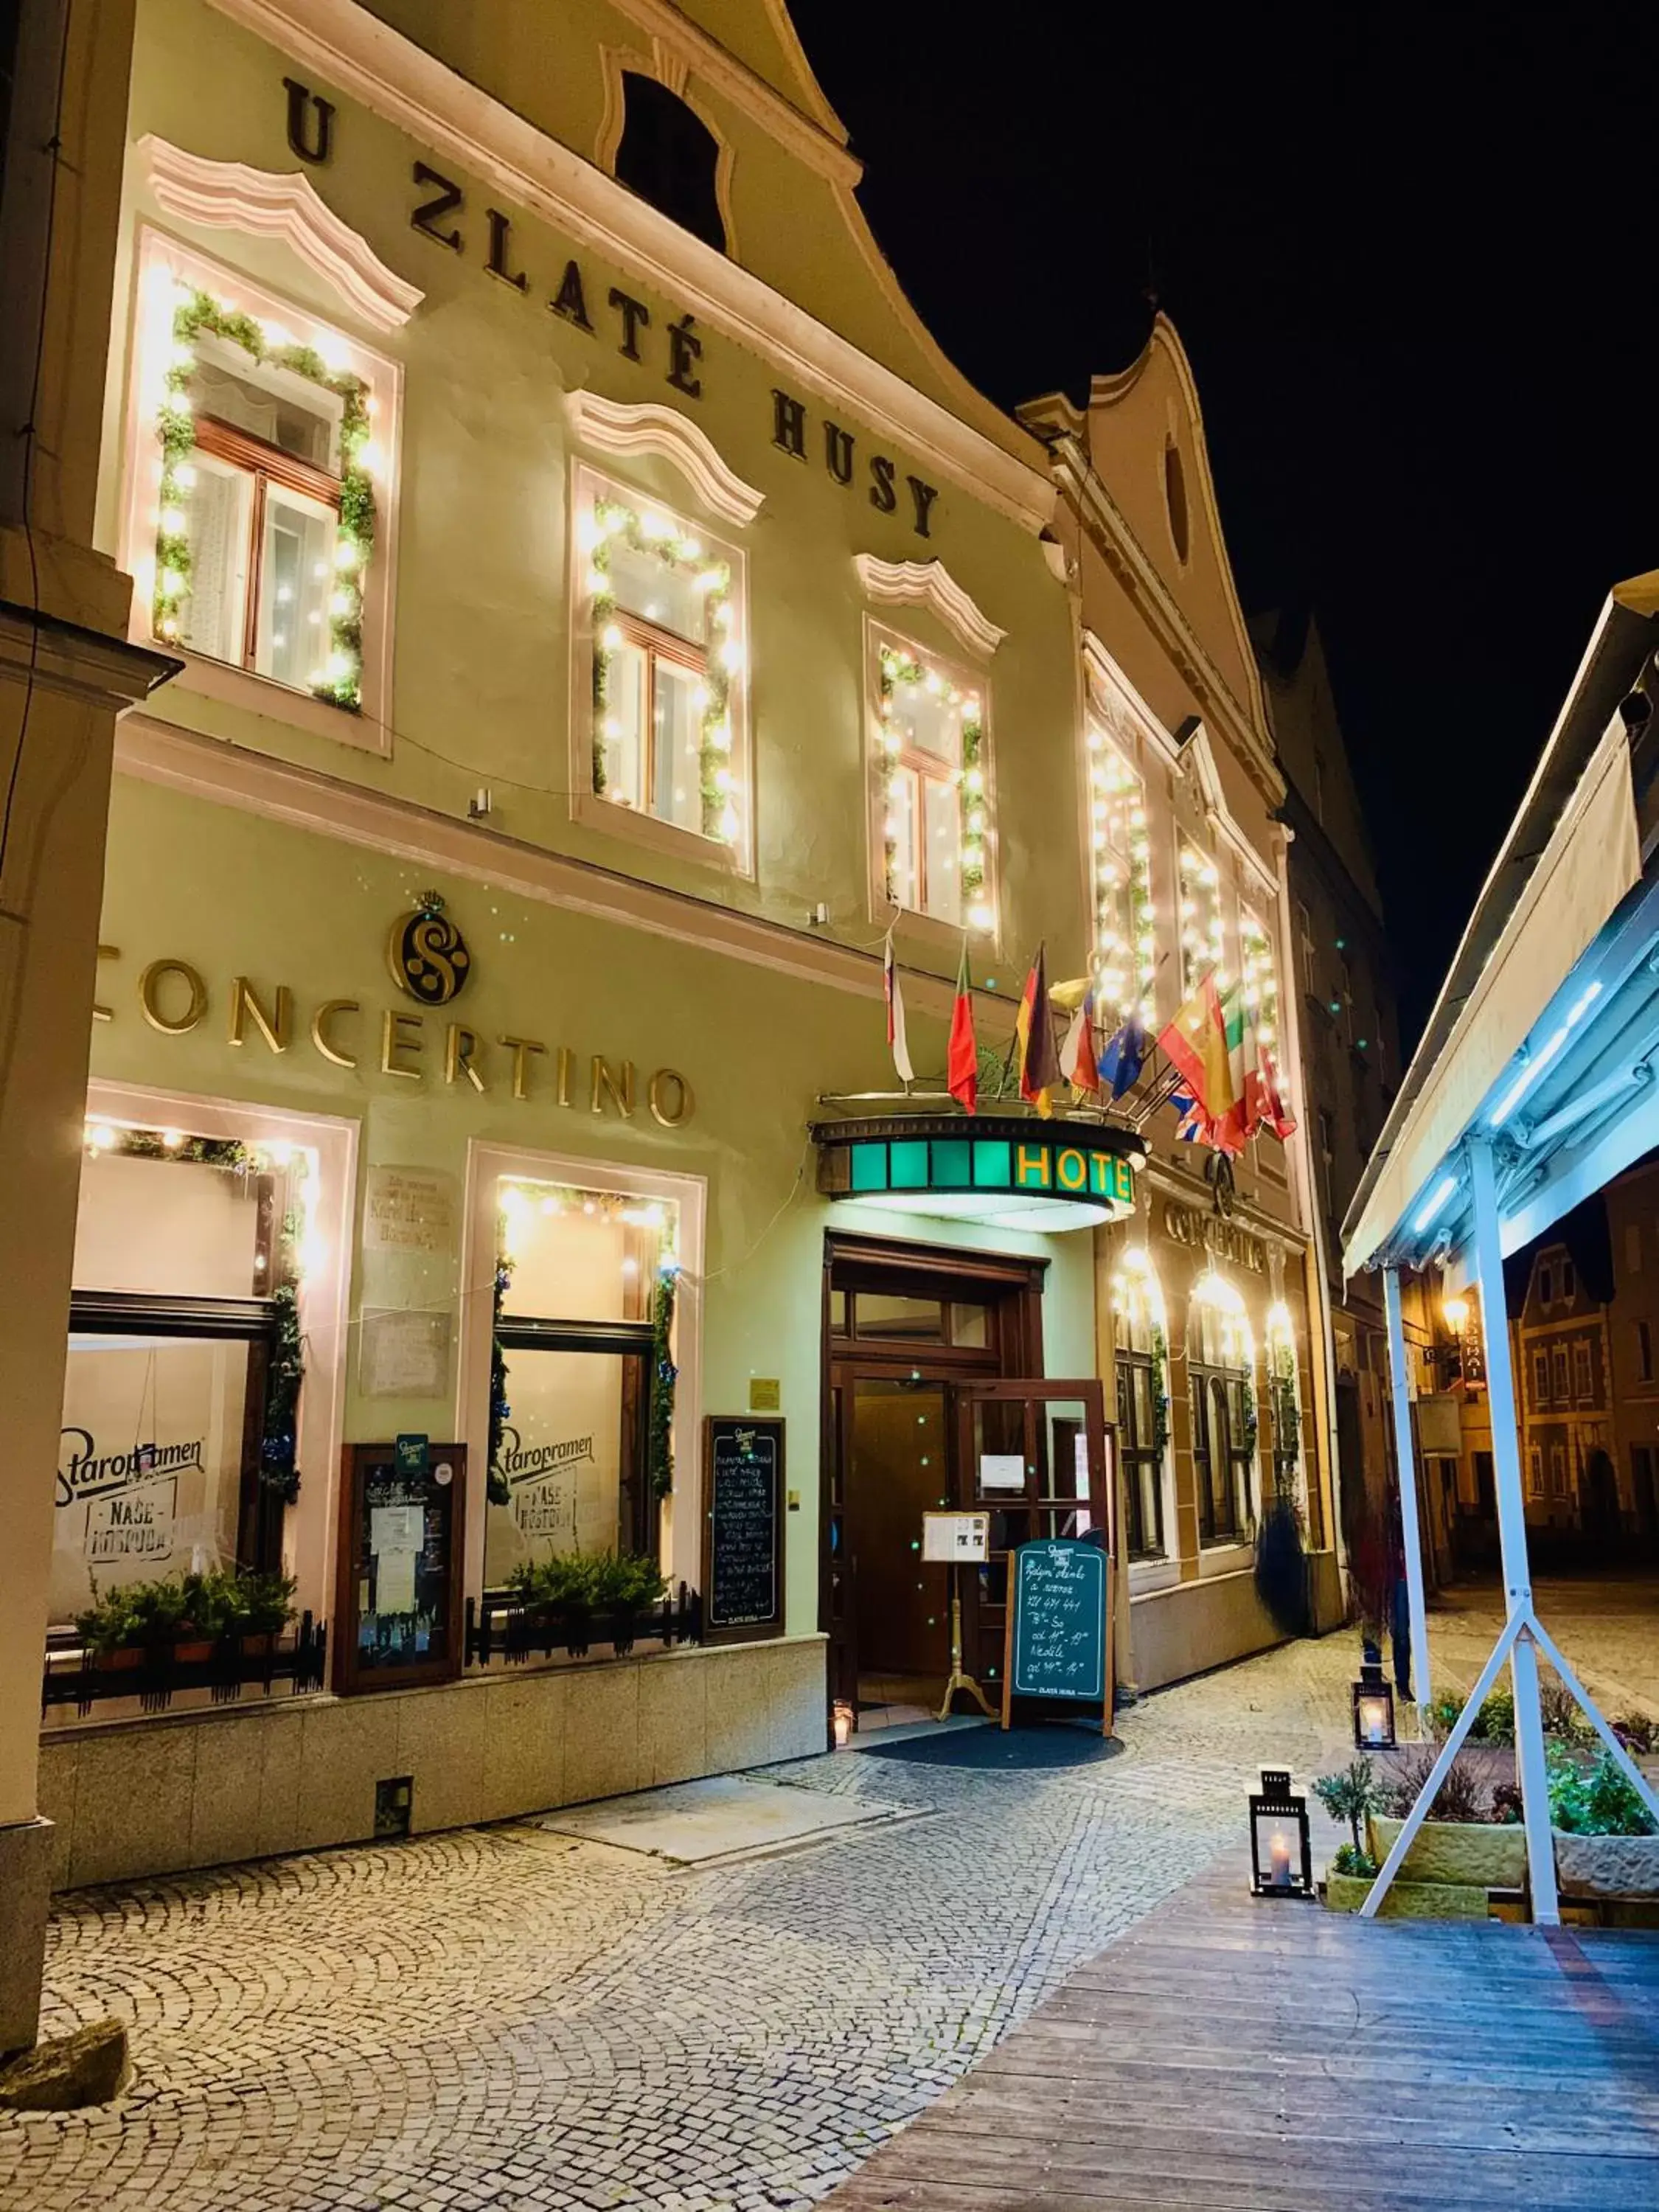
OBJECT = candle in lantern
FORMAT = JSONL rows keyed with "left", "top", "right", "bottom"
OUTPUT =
{"left": 1269, "top": 1828, "right": 1292, "bottom": 1889}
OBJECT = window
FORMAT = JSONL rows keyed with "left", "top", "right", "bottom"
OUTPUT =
{"left": 155, "top": 309, "right": 368, "bottom": 703}
{"left": 1550, "top": 1442, "right": 1568, "bottom": 1499}
{"left": 1551, "top": 1345, "right": 1570, "bottom": 1402}
{"left": 580, "top": 467, "right": 748, "bottom": 858}
{"left": 1178, "top": 841, "right": 1223, "bottom": 996}
{"left": 1562, "top": 1257, "right": 1577, "bottom": 1301}
{"left": 52, "top": 1130, "right": 313, "bottom": 1625}
{"left": 1296, "top": 900, "right": 1316, "bottom": 995}
{"left": 1088, "top": 735, "right": 1155, "bottom": 1023}
{"left": 488, "top": 1178, "right": 679, "bottom": 1584}
{"left": 1573, "top": 1341, "right": 1593, "bottom": 1402}
{"left": 1626, "top": 1222, "right": 1642, "bottom": 1276}
{"left": 614, "top": 73, "right": 726, "bottom": 253}
{"left": 1528, "top": 1447, "right": 1544, "bottom": 1498}
{"left": 1189, "top": 1280, "right": 1255, "bottom": 1545}
{"left": 1163, "top": 439, "right": 1189, "bottom": 563}
{"left": 127, "top": 232, "right": 397, "bottom": 737}
{"left": 1531, "top": 1348, "right": 1550, "bottom": 1408}
{"left": 872, "top": 630, "right": 993, "bottom": 933}
{"left": 1538, "top": 1265, "right": 1554, "bottom": 1305}
{"left": 1638, "top": 1319, "right": 1653, "bottom": 1383}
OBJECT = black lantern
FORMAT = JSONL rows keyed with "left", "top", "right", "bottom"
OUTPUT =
{"left": 1352, "top": 1658, "right": 1397, "bottom": 1750}
{"left": 1248, "top": 1768, "right": 1313, "bottom": 1898}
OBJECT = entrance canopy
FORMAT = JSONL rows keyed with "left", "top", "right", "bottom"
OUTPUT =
{"left": 1343, "top": 577, "right": 1659, "bottom": 1281}
{"left": 814, "top": 1113, "right": 1145, "bottom": 1234}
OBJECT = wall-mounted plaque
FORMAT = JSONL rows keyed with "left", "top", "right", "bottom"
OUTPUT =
{"left": 334, "top": 1442, "right": 467, "bottom": 1694}
{"left": 700, "top": 1416, "right": 784, "bottom": 1643}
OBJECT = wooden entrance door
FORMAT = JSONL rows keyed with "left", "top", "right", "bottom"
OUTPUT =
{"left": 821, "top": 1236, "right": 1048, "bottom": 1724}
{"left": 952, "top": 1379, "right": 1114, "bottom": 1705}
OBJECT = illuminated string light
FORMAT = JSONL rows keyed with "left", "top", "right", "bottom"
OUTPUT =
{"left": 1090, "top": 736, "right": 1155, "bottom": 1020}
{"left": 876, "top": 640, "right": 995, "bottom": 933}
{"left": 587, "top": 493, "right": 742, "bottom": 847}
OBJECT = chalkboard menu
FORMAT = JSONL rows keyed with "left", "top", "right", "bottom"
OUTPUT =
{"left": 1001, "top": 1537, "right": 1110, "bottom": 1732}
{"left": 700, "top": 1416, "right": 785, "bottom": 1641}
{"left": 334, "top": 1442, "right": 467, "bottom": 1694}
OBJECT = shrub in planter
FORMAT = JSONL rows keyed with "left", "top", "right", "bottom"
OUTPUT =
{"left": 506, "top": 1551, "right": 666, "bottom": 1655}
{"left": 1314, "top": 1758, "right": 1384, "bottom": 1857}
{"left": 76, "top": 1576, "right": 190, "bottom": 1658}
{"left": 1611, "top": 1711, "right": 1657, "bottom": 1756}
{"left": 1547, "top": 1745, "right": 1655, "bottom": 1837}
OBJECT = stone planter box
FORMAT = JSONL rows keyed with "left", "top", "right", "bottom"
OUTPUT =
{"left": 1325, "top": 1871, "right": 1489, "bottom": 1921}
{"left": 1367, "top": 1813, "right": 1527, "bottom": 1889}
{"left": 1554, "top": 1829, "right": 1659, "bottom": 1898}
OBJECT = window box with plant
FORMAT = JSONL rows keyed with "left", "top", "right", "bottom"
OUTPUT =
{"left": 501, "top": 1550, "right": 669, "bottom": 1659}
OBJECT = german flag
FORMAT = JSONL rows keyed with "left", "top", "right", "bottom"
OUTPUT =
{"left": 1014, "top": 945, "right": 1059, "bottom": 1118}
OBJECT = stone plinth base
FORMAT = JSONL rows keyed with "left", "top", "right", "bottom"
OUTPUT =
{"left": 0, "top": 1818, "right": 54, "bottom": 2054}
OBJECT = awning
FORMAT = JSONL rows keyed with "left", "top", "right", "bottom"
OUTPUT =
{"left": 1342, "top": 576, "right": 1659, "bottom": 1276}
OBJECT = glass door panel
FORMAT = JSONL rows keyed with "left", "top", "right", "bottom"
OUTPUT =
{"left": 484, "top": 1340, "right": 647, "bottom": 1586}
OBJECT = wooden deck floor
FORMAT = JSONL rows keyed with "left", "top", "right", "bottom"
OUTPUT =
{"left": 823, "top": 1858, "right": 1659, "bottom": 2211}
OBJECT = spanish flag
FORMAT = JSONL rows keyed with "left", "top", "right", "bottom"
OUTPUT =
{"left": 1158, "top": 973, "right": 1239, "bottom": 1142}
{"left": 1015, "top": 945, "right": 1059, "bottom": 1117}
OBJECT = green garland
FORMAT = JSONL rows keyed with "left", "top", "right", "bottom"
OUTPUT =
{"left": 487, "top": 1257, "right": 514, "bottom": 1506}
{"left": 1239, "top": 1374, "right": 1259, "bottom": 1458}
{"left": 1149, "top": 1320, "right": 1172, "bottom": 1460}
{"left": 649, "top": 1266, "right": 678, "bottom": 1499}
{"left": 153, "top": 287, "right": 375, "bottom": 712}
{"left": 876, "top": 641, "right": 990, "bottom": 924}
{"left": 588, "top": 498, "right": 736, "bottom": 840}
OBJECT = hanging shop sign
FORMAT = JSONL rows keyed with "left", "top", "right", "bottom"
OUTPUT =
{"left": 1163, "top": 1197, "right": 1265, "bottom": 1272}
{"left": 813, "top": 1114, "right": 1145, "bottom": 1233}
{"left": 93, "top": 905, "right": 693, "bottom": 1125}
{"left": 275, "top": 77, "right": 942, "bottom": 540}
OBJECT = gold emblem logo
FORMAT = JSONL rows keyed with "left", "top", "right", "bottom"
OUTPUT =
{"left": 388, "top": 892, "right": 471, "bottom": 1006}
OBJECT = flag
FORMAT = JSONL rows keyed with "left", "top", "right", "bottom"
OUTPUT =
{"left": 1254, "top": 1043, "right": 1297, "bottom": 1141}
{"left": 947, "top": 939, "right": 978, "bottom": 1114}
{"left": 1061, "top": 988, "right": 1100, "bottom": 1097}
{"left": 883, "top": 928, "right": 914, "bottom": 1085}
{"left": 1014, "top": 945, "right": 1059, "bottom": 1116}
{"left": 1158, "top": 973, "right": 1239, "bottom": 1144}
{"left": 1209, "top": 981, "right": 1253, "bottom": 1156}
{"left": 1096, "top": 1015, "right": 1147, "bottom": 1100}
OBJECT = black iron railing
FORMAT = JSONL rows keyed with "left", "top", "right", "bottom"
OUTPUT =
{"left": 43, "top": 1615, "right": 328, "bottom": 1717}
{"left": 466, "top": 1583, "right": 702, "bottom": 1668}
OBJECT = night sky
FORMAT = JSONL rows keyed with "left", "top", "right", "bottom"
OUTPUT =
{"left": 790, "top": 5, "right": 1659, "bottom": 1048}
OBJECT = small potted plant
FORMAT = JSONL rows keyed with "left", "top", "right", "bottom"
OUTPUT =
{"left": 599, "top": 1551, "right": 667, "bottom": 1656}
{"left": 1314, "top": 1758, "right": 1382, "bottom": 1890}
{"left": 1549, "top": 1745, "right": 1659, "bottom": 1898}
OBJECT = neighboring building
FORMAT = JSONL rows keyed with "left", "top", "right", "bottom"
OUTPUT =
{"left": 1254, "top": 611, "right": 1402, "bottom": 1548}
{"left": 1604, "top": 1158, "right": 1659, "bottom": 1551}
{"left": 1512, "top": 1221, "right": 1617, "bottom": 1550}
{"left": 0, "top": 0, "right": 178, "bottom": 2052}
{"left": 1023, "top": 333, "right": 1340, "bottom": 1696}
{"left": 17, "top": 0, "right": 1332, "bottom": 1910}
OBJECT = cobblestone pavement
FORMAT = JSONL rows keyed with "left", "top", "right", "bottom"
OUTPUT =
{"left": 1424, "top": 1571, "right": 1659, "bottom": 1719}
{"left": 2, "top": 1576, "right": 1652, "bottom": 2212}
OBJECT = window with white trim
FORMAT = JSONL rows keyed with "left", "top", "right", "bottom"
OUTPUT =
{"left": 1178, "top": 840, "right": 1223, "bottom": 995}
{"left": 1088, "top": 733, "right": 1155, "bottom": 1022}
{"left": 871, "top": 627, "right": 993, "bottom": 933}
{"left": 577, "top": 466, "right": 748, "bottom": 855}
{"left": 125, "top": 233, "right": 396, "bottom": 731}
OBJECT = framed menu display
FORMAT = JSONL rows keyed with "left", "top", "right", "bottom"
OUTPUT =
{"left": 700, "top": 1416, "right": 785, "bottom": 1644}
{"left": 334, "top": 1442, "right": 467, "bottom": 1694}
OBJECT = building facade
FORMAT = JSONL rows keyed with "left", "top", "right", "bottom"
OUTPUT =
{"left": 1024, "top": 341, "right": 1340, "bottom": 1694}
{"left": 19, "top": 0, "right": 1332, "bottom": 1914}
{"left": 0, "top": 0, "right": 178, "bottom": 2053}
{"left": 1256, "top": 611, "right": 1402, "bottom": 1552}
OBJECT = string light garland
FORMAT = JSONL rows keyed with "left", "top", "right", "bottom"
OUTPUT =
{"left": 1178, "top": 843, "right": 1225, "bottom": 993}
{"left": 584, "top": 495, "right": 742, "bottom": 845}
{"left": 1239, "top": 910, "right": 1280, "bottom": 1054}
{"left": 876, "top": 641, "right": 994, "bottom": 933}
{"left": 1088, "top": 734, "right": 1156, "bottom": 1020}
{"left": 1111, "top": 1245, "right": 1171, "bottom": 1458}
{"left": 152, "top": 287, "right": 376, "bottom": 711}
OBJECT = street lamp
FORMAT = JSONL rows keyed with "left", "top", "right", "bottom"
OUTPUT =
{"left": 1248, "top": 1769, "right": 1313, "bottom": 1898}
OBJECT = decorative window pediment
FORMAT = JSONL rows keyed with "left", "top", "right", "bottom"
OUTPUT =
{"left": 564, "top": 392, "right": 765, "bottom": 526}
{"left": 137, "top": 136, "right": 423, "bottom": 333}
{"left": 853, "top": 555, "right": 1004, "bottom": 661}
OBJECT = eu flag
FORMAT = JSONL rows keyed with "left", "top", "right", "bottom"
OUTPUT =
{"left": 1096, "top": 1017, "right": 1147, "bottom": 1099}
